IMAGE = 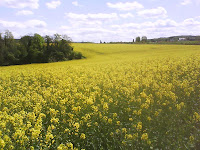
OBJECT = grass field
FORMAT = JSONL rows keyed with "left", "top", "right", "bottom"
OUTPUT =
{"left": 0, "top": 44, "right": 200, "bottom": 149}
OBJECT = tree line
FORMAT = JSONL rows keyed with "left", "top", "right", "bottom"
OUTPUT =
{"left": 0, "top": 30, "right": 83, "bottom": 66}
{"left": 134, "top": 36, "right": 147, "bottom": 43}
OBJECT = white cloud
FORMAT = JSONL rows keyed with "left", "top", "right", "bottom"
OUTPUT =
{"left": 65, "top": 13, "right": 87, "bottom": 20}
{"left": 111, "top": 19, "right": 178, "bottom": 29}
{"left": 0, "top": 20, "right": 26, "bottom": 28}
{"left": 26, "top": 20, "right": 47, "bottom": 28}
{"left": 0, "top": 19, "right": 47, "bottom": 29}
{"left": 63, "top": 13, "right": 121, "bottom": 42}
{"left": 37, "top": 29, "right": 57, "bottom": 36}
{"left": 65, "top": 13, "right": 118, "bottom": 20}
{"left": 181, "top": 0, "right": 200, "bottom": 5}
{"left": 119, "top": 13, "right": 134, "bottom": 18}
{"left": 137, "top": 7, "right": 167, "bottom": 18}
{"left": 109, "top": 17, "right": 200, "bottom": 40}
{"left": 154, "top": 19, "right": 178, "bottom": 27}
{"left": 2, "top": 15, "right": 199, "bottom": 43}
{"left": 0, "top": 0, "right": 39, "bottom": 9}
{"left": 60, "top": 17, "right": 184, "bottom": 42}
{"left": 60, "top": 25, "right": 117, "bottom": 42}
{"left": 72, "top": 1, "right": 79, "bottom": 6}
{"left": 59, "top": 15, "right": 200, "bottom": 42}
{"left": 111, "top": 23, "right": 139, "bottom": 28}
{"left": 107, "top": 1, "right": 144, "bottom": 11}
{"left": 46, "top": 0, "right": 61, "bottom": 9}
{"left": 181, "top": 0, "right": 192, "bottom": 5}
{"left": 71, "top": 20, "right": 103, "bottom": 27}
{"left": 64, "top": 13, "right": 118, "bottom": 32}
{"left": 195, "top": 0, "right": 200, "bottom": 5}
{"left": 16, "top": 10, "right": 34, "bottom": 16}
{"left": 182, "top": 18, "right": 200, "bottom": 26}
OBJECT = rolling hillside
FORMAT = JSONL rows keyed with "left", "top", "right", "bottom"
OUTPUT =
{"left": 0, "top": 44, "right": 200, "bottom": 149}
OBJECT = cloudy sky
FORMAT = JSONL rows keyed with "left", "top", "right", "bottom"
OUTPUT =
{"left": 0, "top": 0, "right": 200, "bottom": 42}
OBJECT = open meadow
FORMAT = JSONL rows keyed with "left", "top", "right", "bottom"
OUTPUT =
{"left": 0, "top": 44, "right": 200, "bottom": 149}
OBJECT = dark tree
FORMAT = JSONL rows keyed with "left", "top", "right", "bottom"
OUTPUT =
{"left": 136, "top": 36, "right": 140, "bottom": 42}
{"left": 53, "top": 33, "right": 62, "bottom": 46}
{"left": 142, "top": 36, "right": 147, "bottom": 43}
{"left": 19, "top": 35, "right": 33, "bottom": 64}
{"left": 0, "top": 33, "right": 4, "bottom": 65}
{"left": 0, "top": 30, "right": 83, "bottom": 66}
{"left": 44, "top": 35, "right": 52, "bottom": 62}
{"left": 2, "top": 30, "right": 18, "bottom": 65}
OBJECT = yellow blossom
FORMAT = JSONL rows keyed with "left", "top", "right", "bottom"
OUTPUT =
{"left": 125, "top": 134, "right": 133, "bottom": 140}
{"left": 108, "top": 118, "right": 112, "bottom": 124}
{"left": 0, "top": 139, "right": 5, "bottom": 148}
{"left": 193, "top": 112, "right": 200, "bottom": 122}
{"left": 129, "top": 118, "right": 133, "bottom": 121}
{"left": 74, "top": 122, "right": 80, "bottom": 129}
{"left": 66, "top": 142, "right": 73, "bottom": 149}
{"left": 141, "top": 133, "right": 148, "bottom": 140}
{"left": 136, "top": 122, "right": 142, "bottom": 131}
{"left": 113, "top": 113, "right": 117, "bottom": 118}
{"left": 103, "top": 102, "right": 109, "bottom": 111}
{"left": 110, "top": 132, "right": 114, "bottom": 137}
{"left": 189, "top": 135, "right": 194, "bottom": 142}
{"left": 122, "top": 128, "right": 127, "bottom": 133}
{"left": 116, "top": 121, "right": 120, "bottom": 125}
{"left": 80, "top": 133, "right": 86, "bottom": 139}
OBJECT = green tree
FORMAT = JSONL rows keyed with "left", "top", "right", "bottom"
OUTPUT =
{"left": 30, "top": 34, "right": 45, "bottom": 63}
{"left": 4, "top": 30, "right": 14, "bottom": 47}
{"left": 53, "top": 33, "right": 61, "bottom": 46}
{"left": 3, "top": 30, "right": 18, "bottom": 65}
{"left": 62, "top": 34, "right": 72, "bottom": 43}
{"left": 58, "top": 39, "right": 73, "bottom": 57}
{"left": 19, "top": 35, "right": 33, "bottom": 63}
{"left": 44, "top": 35, "right": 53, "bottom": 62}
{"left": 0, "top": 31, "right": 83, "bottom": 66}
{"left": 0, "top": 33, "right": 4, "bottom": 65}
{"left": 31, "top": 33, "right": 45, "bottom": 50}
{"left": 20, "top": 34, "right": 45, "bottom": 63}
{"left": 45, "top": 35, "right": 52, "bottom": 52}
{"left": 142, "top": 36, "right": 147, "bottom": 43}
{"left": 136, "top": 36, "right": 140, "bottom": 42}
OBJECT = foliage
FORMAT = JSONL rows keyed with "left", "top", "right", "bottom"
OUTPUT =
{"left": 0, "top": 31, "right": 83, "bottom": 66}
{"left": 136, "top": 36, "right": 141, "bottom": 42}
{"left": 0, "top": 44, "right": 200, "bottom": 149}
{"left": 141, "top": 36, "right": 147, "bottom": 43}
{"left": 149, "top": 40, "right": 200, "bottom": 45}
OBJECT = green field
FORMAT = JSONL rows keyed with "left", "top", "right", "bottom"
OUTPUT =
{"left": 0, "top": 44, "right": 200, "bottom": 149}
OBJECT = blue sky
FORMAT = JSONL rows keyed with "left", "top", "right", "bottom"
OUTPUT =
{"left": 0, "top": 0, "right": 200, "bottom": 42}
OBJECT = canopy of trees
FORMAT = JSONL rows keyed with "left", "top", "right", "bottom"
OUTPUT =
{"left": 136, "top": 36, "right": 141, "bottom": 42}
{"left": 0, "top": 30, "right": 83, "bottom": 66}
{"left": 141, "top": 36, "right": 147, "bottom": 42}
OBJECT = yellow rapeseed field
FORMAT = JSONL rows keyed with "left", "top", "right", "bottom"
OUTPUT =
{"left": 0, "top": 43, "right": 200, "bottom": 149}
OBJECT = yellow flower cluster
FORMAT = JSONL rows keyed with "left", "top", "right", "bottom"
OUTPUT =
{"left": 0, "top": 43, "right": 199, "bottom": 149}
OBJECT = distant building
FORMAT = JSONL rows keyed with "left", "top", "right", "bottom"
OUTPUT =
{"left": 178, "top": 38, "right": 186, "bottom": 41}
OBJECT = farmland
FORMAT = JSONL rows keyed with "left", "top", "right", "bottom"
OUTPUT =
{"left": 0, "top": 44, "right": 200, "bottom": 149}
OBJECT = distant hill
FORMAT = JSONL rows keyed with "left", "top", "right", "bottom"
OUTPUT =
{"left": 149, "top": 35, "right": 200, "bottom": 42}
